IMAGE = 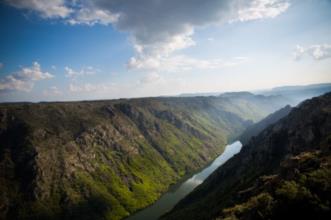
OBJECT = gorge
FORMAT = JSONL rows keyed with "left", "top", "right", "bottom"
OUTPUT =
{"left": 1, "top": 90, "right": 330, "bottom": 220}
{"left": 127, "top": 141, "right": 242, "bottom": 220}
{"left": 0, "top": 92, "right": 288, "bottom": 220}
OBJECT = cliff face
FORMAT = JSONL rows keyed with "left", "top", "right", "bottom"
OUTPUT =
{"left": 164, "top": 92, "right": 331, "bottom": 220}
{"left": 0, "top": 94, "right": 288, "bottom": 220}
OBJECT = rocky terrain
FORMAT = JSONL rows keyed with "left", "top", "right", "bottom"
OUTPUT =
{"left": 0, "top": 93, "right": 289, "bottom": 220}
{"left": 164, "top": 92, "right": 331, "bottom": 220}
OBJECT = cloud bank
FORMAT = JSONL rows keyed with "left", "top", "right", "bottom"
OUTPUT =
{"left": 5, "top": 0, "right": 290, "bottom": 71}
{"left": 129, "top": 55, "right": 248, "bottom": 72}
{"left": 294, "top": 44, "right": 331, "bottom": 61}
{"left": 5, "top": 0, "right": 72, "bottom": 18}
{"left": 0, "top": 62, "right": 53, "bottom": 92}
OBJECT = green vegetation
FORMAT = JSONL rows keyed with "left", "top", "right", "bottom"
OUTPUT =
{"left": 219, "top": 152, "right": 331, "bottom": 220}
{"left": 221, "top": 193, "right": 274, "bottom": 220}
{"left": 0, "top": 93, "right": 289, "bottom": 220}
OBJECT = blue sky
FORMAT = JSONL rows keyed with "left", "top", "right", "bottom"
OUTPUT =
{"left": 0, "top": 0, "right": 331, "bottom": 102}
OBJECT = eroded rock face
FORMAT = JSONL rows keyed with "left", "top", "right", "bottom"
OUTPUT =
{"left": 164, "top": 92, "right": 331, "bottom": 220}
{"left": 0, "top": 94, "right": 290, "bottom": 220}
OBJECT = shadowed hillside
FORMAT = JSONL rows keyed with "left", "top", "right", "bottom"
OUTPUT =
{"left": 164, "top": 92, "right": 331, "bottom": 220}
{"left": 238, "top": 105, "right": 292, "bottom": 145}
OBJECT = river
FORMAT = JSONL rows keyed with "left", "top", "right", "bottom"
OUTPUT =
{"left": 126, "top": 141, "right": 243, "bottom": 220}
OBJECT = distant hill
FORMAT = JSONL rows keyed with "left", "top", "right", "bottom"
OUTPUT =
{"left": 163, "top": 92, "right": 331, "bottom": 220}
{"left": 178, "top": 92, "right": 222, "bottom": 97}
{"left": 0, "top": 93, "right": 290, "bottom": 220}
{"left": 178, "top": 83, "right": 331, "bottom": 106}
{"left": 255, "top": 83, "right": 331, "bottom": 105}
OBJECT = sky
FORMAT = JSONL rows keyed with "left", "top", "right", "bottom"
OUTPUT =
{"left": 0, "top": 0, "right": 331, "bottom": 102}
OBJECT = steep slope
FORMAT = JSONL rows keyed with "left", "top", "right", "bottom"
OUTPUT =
{"left": 0, "top": 94, "right": 289, "bottom": 220}
{"left": 238, "top": 105, "right": 292, "bottom": 145}
{"left": 163, "top": 92, "right": 331, "bottom": 220}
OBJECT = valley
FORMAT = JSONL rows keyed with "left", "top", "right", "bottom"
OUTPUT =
{"left": 0, "top": 93, "right": 289, "bottom": 220}
{"left": 1, "top": 1, "right": 330, "bottom": 219}
{"left": 127, "top": 141, "right": 242, "bottom": 220}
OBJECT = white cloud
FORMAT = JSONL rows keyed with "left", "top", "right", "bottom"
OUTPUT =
{"left": 65, "top": 66, "right": 98, "bottom": 78}
{"left": 0, "top": 62, "right": 53, "bottom": 92}
{"left": 20, "top": 62, "right": 53, "bottom": 80}
{"left": 234, "top": 0, "right": 290, "bottom": 22}
{"left": 129, "top": 55, "right": 248, "bottom": 72}
{"left": 67, "top": 8, "right": 119, "bottom": 25}
{"left": 5, "top": 0, "right": 119, "bottom": 25}
{"left": 103, "top": 0, "right": 288, "bottom": 71}
{"left": 43, "top": 86, "right": 62, "bottom": 96}
{"left": 294, "top": 44, "right": 331, "bottom": 61}
{"left": 0, "top": 75, "right": 33, "bottom": 92}
{"left": 5, "top": 0, "right": 72, "bottom": 18}
{"left": 127, "top": 27, "right": 196, "bottom": 71}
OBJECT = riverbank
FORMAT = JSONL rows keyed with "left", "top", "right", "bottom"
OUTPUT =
{"left": 126, "top": 141, "right": 243, "bottom": 220}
